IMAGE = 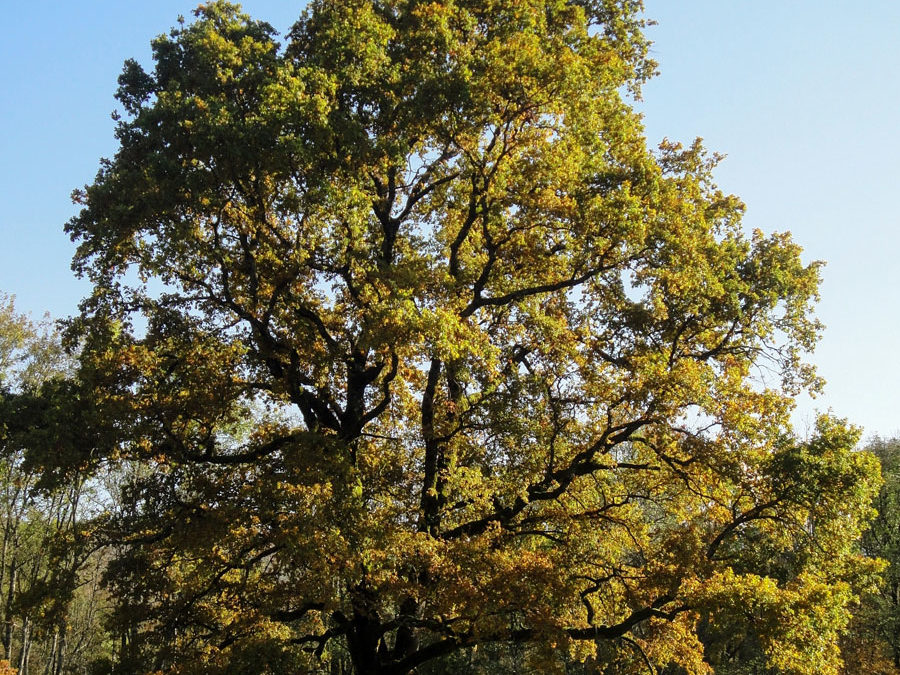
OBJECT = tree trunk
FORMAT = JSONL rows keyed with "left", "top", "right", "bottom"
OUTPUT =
{"left": 16, "top": 616, "right": 30, "bottom": 675}
{"left": 2, "top": 562, "right": 15, "bottom": 660}
{"left": 43, "top": 629, "right": 57, "bottom": 675}
{"left": 346, "top": 626, "right": 383, "bottom": 675}
{"left": 53, "top": 625, "right": 66, "bottom": 675}
{"left": 346, "top": 603, "right": 402, "bottom": 675}
{"left": 0, "top": 524, "right": 9, "bottom": 661}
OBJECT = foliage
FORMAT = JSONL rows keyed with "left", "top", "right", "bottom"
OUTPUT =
{"left": 60, "top": 1, "right": 880, "bottom": 673}
{"left": 841, "top": 437, "right": 900, "bottom": 674}
{"left": 0, "top": 295, "right": 112, "bottom": 674}
{"left": 0, "top": 294, "right": 67, "bottom": 392}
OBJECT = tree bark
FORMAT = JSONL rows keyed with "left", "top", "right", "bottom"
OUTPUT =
{"left": 53, "top": 625, "right": 66, "bottom": 675}
{"left": 16, "top": 616, "right": 29, "bottom": 675}
{"left": 43, "top": 629, "right": 57, "bottom": 675}
{"left": 2, "top": 561, "right": 15, "bottom": 660}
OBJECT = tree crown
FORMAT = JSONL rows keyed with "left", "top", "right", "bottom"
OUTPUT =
{"left": 59, "top": 2, "right": 879, "bottom": 673}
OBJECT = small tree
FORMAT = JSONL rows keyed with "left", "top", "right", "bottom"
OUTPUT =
{"left": 64, "top": 2, "right": 880, "bottom": 673}
{"left": 0, "top": 295, "right": 112, "bottom": 675}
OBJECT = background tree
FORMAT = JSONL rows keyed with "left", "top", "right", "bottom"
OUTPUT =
{"left": 838, "top": 437, "right": 900, "bottom": 675}
{"left": 0, "top": 294, "right": 112, "bottom": 674}
{"left": 63, "top": 2, "right": 881, "bottom": 673}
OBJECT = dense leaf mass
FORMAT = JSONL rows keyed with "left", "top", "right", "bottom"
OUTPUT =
{"left": 62, "top": 1, "right": 880, "bottom": 673}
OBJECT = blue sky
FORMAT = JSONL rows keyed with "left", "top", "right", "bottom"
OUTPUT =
{"left": 1, "top": 2, "right": 898, "bottom": 438}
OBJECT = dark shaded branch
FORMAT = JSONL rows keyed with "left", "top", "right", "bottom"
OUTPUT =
{"left": 442, "top": 417, "right": 655, "bottom": 539}
{"left": 419, "top": 358, "right": 443, "bottom": 534}
{"left": 173, "top": 430, "right": 311, "bottom": 465}
{"left": 372, "top": 166, "right": 400, "bottom": 266}
{"left": 692, "top": 318, "right": 742, "bottom": 362}
{"left": 291, "top": 625, "right": 347, "bottom": 659}
{"left": 358, "top": 351, "right": 399, "bottom": 429}
{"left": 707, "top": 499, "right": 780, "bottom": 560}
{"left": 271, "top": 602, "right": 326, "bottom": 624}
{"left": 386, "top": 596, "right": 683, "bottom": 674}
{"left": 395, "top": 171, "right": 461, "bottom": 223}
{"left": 448, "top": 176, "right": 482, "bottom": 279}
{"left": 460, "top": 264, "right": 614, "bottom": 318}
{"left": 621, "top": 635, "right": 657, "bottom": 674}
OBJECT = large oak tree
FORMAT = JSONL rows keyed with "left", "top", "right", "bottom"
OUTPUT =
{"left": 62, "top": 1, "right": 880, "bottom": 673}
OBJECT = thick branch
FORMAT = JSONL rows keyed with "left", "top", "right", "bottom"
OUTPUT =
{"left": 706, "top": 499, "right": 781, "bottom": 560}
{"left": 460, "top": 264, "right": 614, "bottom": 318}
{"left": 442, "top": 417, "right": 654, "bottom": 539}
{"left": 166, "top": 429, "right": 310, "bottom": 465}
{"left": 419, "top": 358, "right": 443, "bottom": 534}
{"left": 386, "top": 595, "right": 682, "bottom": 674}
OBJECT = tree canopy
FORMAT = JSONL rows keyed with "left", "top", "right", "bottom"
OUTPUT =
{"left": 838, "top": 437, "right": 900, "bottom": 675}
{"left": 58, "top": 1, "right": 881, "bottom": 673}
{"left": 0, "top": 296, "right": 111, "bottom": 674}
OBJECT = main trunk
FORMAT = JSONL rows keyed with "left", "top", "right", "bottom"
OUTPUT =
{"left": 346, "top": 614, "right": 387, "bottom": 675}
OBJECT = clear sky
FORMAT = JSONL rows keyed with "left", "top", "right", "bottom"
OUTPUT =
{"left": 1, "top": 2, "right": 898, "bottom": 439}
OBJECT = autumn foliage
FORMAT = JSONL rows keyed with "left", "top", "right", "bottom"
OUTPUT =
{"left": 46, "top": 1, "right": 884, "bottom": 673}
